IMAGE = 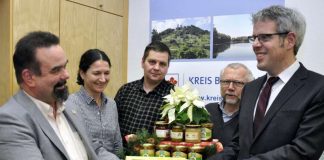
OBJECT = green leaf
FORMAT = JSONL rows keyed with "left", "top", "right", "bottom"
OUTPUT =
{"left": 192, "top": 107, "right": 210, "bottom": 124}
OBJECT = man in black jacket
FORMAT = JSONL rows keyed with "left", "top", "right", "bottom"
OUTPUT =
{"left": 206, "top": 63, "right": 253, "bottom": 146}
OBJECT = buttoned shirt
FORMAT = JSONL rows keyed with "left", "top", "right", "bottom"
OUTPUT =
{"left": 25, "top": 92, "right": 88, "bottom": 160}
{"left": 219, "top": 100, "right": 239, "bottom": 123}
{"left": 115, "top": 78, "right": 173, "bottom": 137}
{"left": 254, "top": 60, "right": 300, "bottom": 117}
{"left": 65, "top": 86, "right": 122, "bottom": 157}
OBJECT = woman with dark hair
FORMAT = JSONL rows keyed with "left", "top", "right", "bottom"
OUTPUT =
{"left": 66, "top": 49, "right": 122, "bottom": 160}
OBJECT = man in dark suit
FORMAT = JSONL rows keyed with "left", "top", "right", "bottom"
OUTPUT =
{"left": 206, "top": 63, "right": 253, "bottom": 147}
{"left": 210, "top": 5, "right": 324, "bottom": 160}
{"left": 0, "top": 31, "right": 98, "bottom": 160}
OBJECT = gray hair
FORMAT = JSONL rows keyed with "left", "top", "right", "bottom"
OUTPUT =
{"left": 252, "top": 5, "right": 306, "bottom": 55}
{"left": 220, "top": 63, "right": 254, "bottom": 82}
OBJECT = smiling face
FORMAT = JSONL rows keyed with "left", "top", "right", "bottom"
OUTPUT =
{"left": 252, "top": 19, "right": 296, "bottom": 76}
{"left": 30, "top": 45, "right": 69, "bottom": 104}
{"left": 81, "top": 60, "right": 110, "bottom": 97}
{"left": 142, "top": 50, "right": 169, "bottom": 85}
{"left": 220, "top": 67, "right": 249, "bottom": 105}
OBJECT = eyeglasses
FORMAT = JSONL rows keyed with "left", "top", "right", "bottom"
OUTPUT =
{"left": 220, "top": 80, "right": 245, "bottom": 88}
{"left": 247, "top": 32, "right": 289, "bottom": 43}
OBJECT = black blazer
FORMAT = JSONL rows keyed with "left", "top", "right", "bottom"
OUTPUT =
{"left": 211, "top": 63, "right": 324, "bottom": 160}
{"left": 206, "top": 102, "right": 238, "bottom": 147}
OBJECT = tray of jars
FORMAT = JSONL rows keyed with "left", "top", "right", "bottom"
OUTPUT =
{"left": 138, "top": 140, "right": 221, "bottom": 159}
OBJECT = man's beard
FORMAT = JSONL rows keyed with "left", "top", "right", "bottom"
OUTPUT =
{"left": 224, "top": 95, "right": 240, "bottom": 105}
{"left": 53, "top": 80, "right": 69, "bottom": 103}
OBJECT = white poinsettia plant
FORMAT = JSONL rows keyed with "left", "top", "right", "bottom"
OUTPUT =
{"left": 160, "top": 83, "right": 210, "bottom": 125}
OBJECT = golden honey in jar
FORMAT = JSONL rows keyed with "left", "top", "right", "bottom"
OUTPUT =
{"left": 155, "top": 121, "right": 170, "bottom": 140}
{"left": 188, "top": 146, "right": 204, "bottom": 160}
{"left": 139, "top": 143, "right": 155, "bottom": 157}
{"left": 185, "top": 124, "right": 201, "bottom": 143}
{"left": 171, "top": 124, "right": 183, "bottom": 142}
{"left": 155, "top": 144, "right": 171, "bottom": 157}
{"left": 201, "top": 122, "right": 213, "bottom": 142}
{"left": 172, "top": 145, "right": 187, "bottom": 158}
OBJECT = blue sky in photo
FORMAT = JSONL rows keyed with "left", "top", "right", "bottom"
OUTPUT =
{"left": 152, "top": 17, "right": 211, "bottom": 33}
{"left": 151, "top": 0, "right": 285, "bottom": 21}
{"left": 214, "top": 14, "right": 252, "bottom": 37}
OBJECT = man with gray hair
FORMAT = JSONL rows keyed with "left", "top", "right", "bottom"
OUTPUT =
{"left": 210, "top": 5, "right": 324, "bottom": 160}
{"left": 206, "top": 63, "right": 253, "bottom": 147}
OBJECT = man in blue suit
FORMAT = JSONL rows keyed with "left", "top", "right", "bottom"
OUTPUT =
{"left": 0, "top": 31, "right": 98, "bottom": 160}
{"left": 210, "top": 5, "right": 324, "bottom": 160}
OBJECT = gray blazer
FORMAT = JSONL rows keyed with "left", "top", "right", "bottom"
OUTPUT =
{"left": 0, "top": 90, "right": 98, "bottom": 160}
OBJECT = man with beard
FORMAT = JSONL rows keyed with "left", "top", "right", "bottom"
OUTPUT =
{"left": 206, "top": 63, "right": 253, "bottom": 147}
{"left": 0, "top": 31, "right": 97, "bottom": 160}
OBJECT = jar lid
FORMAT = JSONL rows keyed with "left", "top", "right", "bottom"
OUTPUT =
{"left": 189, "top": 146, "right": 204, "bottom": 152}
{"left": 175, "top": 145, "right": 187, "bottom": 151}
{"left": 172, "top": 125, "right": 183, "bottom": 129}
{"left": 185, "top": 124, "right": 202, "bottom": 128}
{"left": 155, "top": 121, "right": 168, "bottom": 125}
{"left": 201, "top": 123, "right": 213, "bottom": 127}
{"left": 157, "top": 144, "right": 170, "bottom": 150}
{"left": 142, "top": 143, "right": 154, "bottom": 149}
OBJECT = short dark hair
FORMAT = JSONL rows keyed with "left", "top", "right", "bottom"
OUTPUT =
{"left": 142, "top": 41, "right": 171, "bottom": 64}
{"left": 77, "top": 49, "right": 111, "bottom": 85}
{"left": 13, "top": 31, "right": 60, "bottom": 84}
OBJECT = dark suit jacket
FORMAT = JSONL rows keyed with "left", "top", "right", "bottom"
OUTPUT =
{"left": 0, "top": 90, "right": 98, "bottom": 160}
{"left": 206, "top": 102, "right": 239, "bottom": 147}
{"left": 212, "top": 63, "right": 324, "bottom": 160}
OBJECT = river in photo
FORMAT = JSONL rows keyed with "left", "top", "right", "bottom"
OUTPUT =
{"left": 215, "top": 43, "right": 255, "bottom": 61}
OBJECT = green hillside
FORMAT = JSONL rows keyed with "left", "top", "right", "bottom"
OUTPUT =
{"left": 152, "top": 25, "right": 210, "bottom": 59}
{"left": 152, "top": 25, "right": 249, "bottom": 60}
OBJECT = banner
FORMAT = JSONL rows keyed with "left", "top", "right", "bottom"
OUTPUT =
{"left": 150, "top": 0, "right": 284, "bottom": 104}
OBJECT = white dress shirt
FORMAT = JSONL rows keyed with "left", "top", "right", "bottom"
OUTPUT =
{"left": 254, "top": 61, "right": 300, "bottom": 117}
{"left": 25, "top": 92, "right": 88, "bottom": 160}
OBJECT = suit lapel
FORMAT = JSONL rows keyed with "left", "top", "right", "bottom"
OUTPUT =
{"left": 64, "top": 108, "right": 94, "bottom": 158}
{"left": 253, "top": 65, "right": 307, "bottom": 140}
{"left": 15, "top": 91, "right": 69, "bottom": 159}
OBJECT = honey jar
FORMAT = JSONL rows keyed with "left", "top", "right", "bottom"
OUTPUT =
{"left": 155, "top": 121, "right": 170, "bottom": 140}
{"left": 171, "top": 124, "right": 183, "bottom": 142}
{"left": 201, "top": 122, "right": 213, "bottom": 142}
{"left": 188, "top": 146, "right": 204, "bottom": 160}
{"left": 139, "top": 143, "right": 155, "bottom": 157}
{"left": 185, "top": 124, "right": 201, "bottom": 143}
{"left": 155, "top": 144, "right": 171, "bottom": 157}
{"left": 172, "top": 145, "right": 188, "bottom": 158}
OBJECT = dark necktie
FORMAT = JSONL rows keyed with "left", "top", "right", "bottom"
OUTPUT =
{"left": 253, "top": 77, "right": 279, "bottom": 135}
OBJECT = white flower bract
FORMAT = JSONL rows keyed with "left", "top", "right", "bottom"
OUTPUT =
{"left": 160, "top": 83, "right": 206, "bottom": 124}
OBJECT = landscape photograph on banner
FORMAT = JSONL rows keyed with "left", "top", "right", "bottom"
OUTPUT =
{"left": 151, "top": 14, "right": 254, "bottom": 61}
{"left": 150, "top": 0, "right": 284, "bottom": 103}
{"left": 152, "top": 17, "right": 211, "bottom": 60}
{"left": 213, "top": 14, "right": 254, "bottom": 61}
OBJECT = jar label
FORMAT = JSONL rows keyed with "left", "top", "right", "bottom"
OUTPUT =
{"left": 172, "top": 151, "right": 187, "bottom": 158}
{"left": 201, "top": 128, "right": 212, "bottom": 140}
{"left": 188, "top": 152, "right": 202, "bottom": 160}
{"left": 156, "top": 129, "right": 169, "bottom": 138}
{"left": 185, "top": 131, "right": 200, "bottom": 140}
{"left": 156, "top": 150, "right": 170, "bottom": 157}
{"left": 171, "top": 131, "right": 183, "bottom": 139}
{"left": 140, "top": 149, "right": 154, "bottom": 157}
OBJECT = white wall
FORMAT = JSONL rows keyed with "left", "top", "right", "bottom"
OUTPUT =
{"left": 128, "top": 0, "right": 324, "bottom": 82}
{"left": 286, "top": 0, "right": 324, "bottom": 74}
{"left": 127, "top": 0, "right": 150, "bottom": 82}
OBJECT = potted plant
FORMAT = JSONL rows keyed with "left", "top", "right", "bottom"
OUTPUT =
{"left": 160, "top": 83, "right": 210, "bottom": 125}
